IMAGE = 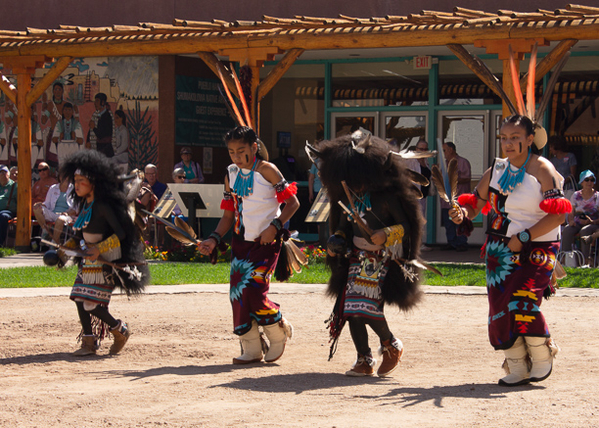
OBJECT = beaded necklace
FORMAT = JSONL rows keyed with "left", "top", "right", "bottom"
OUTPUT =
{"left": 497, "top": 149, "right": 531, "bottom": 195}
{"left": 354, "top": 192, "right": 372, "bottom": 214}
{"left": 232, "top": 157, "right": 258, "bottom": 198}
{"left": 73, "top": 200, "right": 94, "bottom": 230}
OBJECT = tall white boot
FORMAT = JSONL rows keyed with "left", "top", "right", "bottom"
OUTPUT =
{"left": 232, "top": 322, "right": 263, "bottom": 365}
{"left": 262, "top": 318, "right": 293, "bottom": 363}
{"left": 498, "top": 336, "right": 530, "bottom": 386}
{"left": 526, "top": 336, "right": 559, "bottom": 382}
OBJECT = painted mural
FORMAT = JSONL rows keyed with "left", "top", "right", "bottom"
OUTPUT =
{"left": 0, "top": 56, "right": 159, "bottom": 173}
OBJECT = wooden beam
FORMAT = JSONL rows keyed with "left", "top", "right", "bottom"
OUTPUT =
{"left": 26, "top": 56, "right": 72, "bottom": 106}
{"left": 519, "top": 39, "right": 578, "bottom": 88}
{"left": 219, "top": 47, "right": 281, "bottom": 67}
{"left": 474, "top": 38, "right": 548, "bottom": 60}
{"left": 256, "top": 48, "right": 304, "bottom": 102}
{"left": 1, "top": 22, "right": 599, "bottom": 58}
{"left": 196, "top": 51, "right": 239, "bottom": 98}
{"left": 16, "top": 72, "right": 32, "bottom": 250}
{"left": 0, "top": 73, "right": 17, "bottom": 104}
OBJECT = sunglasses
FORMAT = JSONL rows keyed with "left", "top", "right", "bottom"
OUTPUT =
{"left": 177, "top": 175, "right": 185, "bottom": 179}
{"left": 39, "top": 167, "right": 49, "bottom": 172}
{"left": 584, "top": 178, "right": 595, "bottom": 182}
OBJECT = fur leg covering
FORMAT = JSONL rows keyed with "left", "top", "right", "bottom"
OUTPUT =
{"left": 233, "top": 321, "right": 264, "bottom": 365}
{"left": 499, "top": 336, "right": 530, "bottom": 386}
{"left": 263, "top": 318, "right": 293, "bottom": 363}
{"left": 526, "top": 336, "right": 559, "bottom": 382}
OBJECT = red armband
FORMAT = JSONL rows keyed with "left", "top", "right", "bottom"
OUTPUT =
{"left": 220, "top": 199, "right": 235, "bottom": 212}
{"left": 276, "top": 181, "right": 298, "bottom": 203}
{"left": 539, "top": 198, "right": 572, "bottom": 215}
{"left": 457, "top": 193, "right": 478, "bottom": 210}
{"left": 457, "top": 193, "right": 491, "bottom": 216}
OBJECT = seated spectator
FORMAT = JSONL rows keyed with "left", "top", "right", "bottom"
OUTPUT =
{"left": 9, "top": 166, "right": 17, "bottom": 182}
{"left": 32, "top": 175, "right": 76, "bottom": 244}
{"left": 170, "top": 167, "right": 187, "bottom": 220}
{"left": 31, "top": 162, "right": 58, "bottom": 205}
{"left": 144, "top": 163, "right": 167, "bottom": 199}
{"left": 0, "top": 165, "right": 17, "bottom": 245}
{"left": 174, "top": 147, "right": 204, "bottom": 183}
{"left": 561, "top": 169, "right": 599, "bottom": 264}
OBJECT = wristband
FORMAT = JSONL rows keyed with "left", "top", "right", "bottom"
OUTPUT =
{"left": 208, "top": 231, "right": 222, "bottom": 245}
{"left": 270, "top": 218, "right": 283, "bottom": 231}
{"left": 517, "top": 229, "right": 531, "bottom": 244}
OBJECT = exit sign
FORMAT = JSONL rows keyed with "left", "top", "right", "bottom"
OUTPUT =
{"left": 414, "top": 56, "right": 432, "bottom": 70}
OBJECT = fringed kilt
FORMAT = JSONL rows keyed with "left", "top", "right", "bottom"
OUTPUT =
{"left": 326, "top": 248, "right": 390, "bottom": 359}
{"left": 230, "top": 233, "right": 283, "bottom": 336}
{"left": 69, "top": 259, "right": 116, "bottom": 307}
{"left": 484, "top": 234, "right": 559, "bottom": 350}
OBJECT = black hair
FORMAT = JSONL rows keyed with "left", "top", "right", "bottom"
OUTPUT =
{"left": 224, "top": 126, "right": 265, "bottom": 160}
{"left": 444, "top": 141, "right": 456, "bottom": 151}
{"left": 59, "top": 150, "right": 149, "bottom": 294}
{"left": 94, "top": 92, "right": 107, "bottom": 104}
{"left": 547, "top": 135, "right": 567, "bottom": 152}
{"left": 115, "top": 109, "right": 127, "bottom": 126}
{"left": 63, "top": 102, "right": 73, "bottom": 110}
{"left": 53, "top": 82, "right": 63, "bottom": 90}
{"left": 502, "top": 114, "right": 535, "bottom": 136}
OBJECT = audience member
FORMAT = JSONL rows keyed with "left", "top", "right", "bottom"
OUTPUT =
{"left": 440, "top": 141, "right": 471, "bottom": 252}
{"left": 32, "top": 175, "right": 76, "bottom": 244}
{"left": 9, "top": 166, "right": 17, "bottom": 182}
{"left": 174, "top": 147, "right": 203, "bottom": 183}
{"left": 31, "top": 162, "right": 58, "bottom": 205}
{"left": 561, "top": 169, "right": 599, "bottom": 264}
{"left": 405, "top": 138, "right": 434, "bottom": 252}
{"left": 144, "top": 163, "right": 167, "bottom": 199}
{"left": 0, "top": 165, "right": 17, "bottom": 245}
{"left": 548, "top": 135, "right": 577, "bottom": 182}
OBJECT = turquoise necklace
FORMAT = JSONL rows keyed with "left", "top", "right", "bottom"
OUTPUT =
{"left": 497, "top": 149, "right": 531, "bottom": 195}
{"left": 233, "top": 158, "right": 258, "bottom": 198}
{"left": 73, "top": 200, "right": 94, "bottom": 230}
{"left": 354, "top": 192, "right": 372, "bottom": 214}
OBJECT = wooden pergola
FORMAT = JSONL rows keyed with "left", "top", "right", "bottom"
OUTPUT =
{"left": 1, "top": 4, "right": 599, "bottom": 249}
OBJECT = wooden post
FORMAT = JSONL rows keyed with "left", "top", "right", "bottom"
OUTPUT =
{"left": 3, "top": 56, "right": 47, "bottom": 250}
{"left": 219, "top": 47, "right": 282, "bottom": 133}
{"left": 16, "top": 72, "right": 33, "bottom": 250}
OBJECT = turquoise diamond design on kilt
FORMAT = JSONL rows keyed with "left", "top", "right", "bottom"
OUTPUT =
{"left": 485, "top": 239, "right": 515, "bottom": 287}
{"left": 230, "top": 258, "right": 254, "bottom": 302}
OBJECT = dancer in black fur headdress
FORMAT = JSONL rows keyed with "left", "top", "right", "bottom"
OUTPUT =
{"left": 307, "top": 131, "right": 426, "bottom": 377}
{"left": 58, "top": 149, "right": 149, "bottom": 356}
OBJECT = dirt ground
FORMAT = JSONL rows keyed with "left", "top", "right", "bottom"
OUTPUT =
{"left": 1, "top": 285, "right": 598, "bottom": 428}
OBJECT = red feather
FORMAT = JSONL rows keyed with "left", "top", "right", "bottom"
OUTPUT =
{"left": 539, "top": 198, "right": 572, "bottom": 214}
{"left": 276, "top": 182, "right": 298, "bottom": 203}
{"left": 509, "top": 45, "right": 526, "bottom": 115}
{"left": 220, "top": 199, "right": 235, "bottom": 212}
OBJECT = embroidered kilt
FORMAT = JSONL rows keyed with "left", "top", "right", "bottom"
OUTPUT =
{"left": 229, "top": 234, "right": 283, "bottom": 335}
{"left": 485, "top": 235, "right": 559, "bottom": 350}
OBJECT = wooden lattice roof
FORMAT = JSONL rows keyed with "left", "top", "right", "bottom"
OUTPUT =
{"left": 1, "top": 4, "right": 599, "bottom": 58}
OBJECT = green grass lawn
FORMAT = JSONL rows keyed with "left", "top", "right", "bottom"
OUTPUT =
{"left": 0, "top": 261, "right": 596, "bottom": 289}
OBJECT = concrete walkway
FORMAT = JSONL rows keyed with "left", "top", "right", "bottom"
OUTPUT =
{"left": 1, "top": 249, "right": 598, "bottom": 298}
